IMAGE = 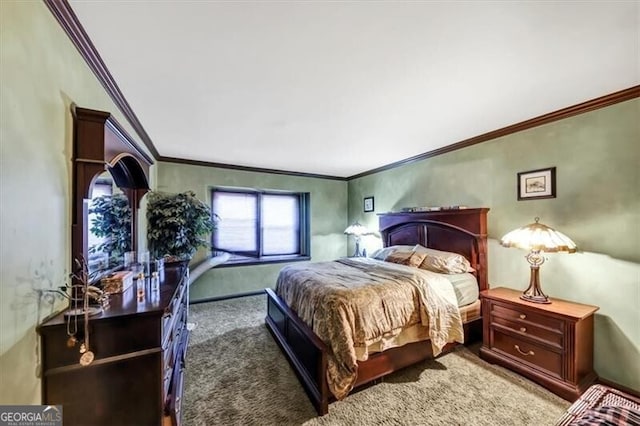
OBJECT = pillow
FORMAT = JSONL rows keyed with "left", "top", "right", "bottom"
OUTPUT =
{"left": 413, "top": 244, "right": 474, "bottom": 274}
{"left": 384, "top": 250, "right": 427, "bottom": 268}
{"left": 370, "top": 245, "right": 415, "bottom": 260}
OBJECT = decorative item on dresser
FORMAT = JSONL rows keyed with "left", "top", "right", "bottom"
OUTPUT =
{"left": 479, "top": 287, "right": 599, "bottom": 402}
{"left": 146, "top": 190, "right": 216, "bottom": 262}
{"left": 38, "top": 263, "right": 190, "bottom": 426}
{"left": 500, "top": 217, "right": 577, "bottom": 304}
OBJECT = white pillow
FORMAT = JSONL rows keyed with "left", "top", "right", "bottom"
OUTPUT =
{"left": 384, "top": 249, "right": 427, "bottom": 268}
{"left": 370, "top": 245, "right": 415, "bottom": 260}
{"left": 413, "top": 244, "right": 474, "bottom": 274}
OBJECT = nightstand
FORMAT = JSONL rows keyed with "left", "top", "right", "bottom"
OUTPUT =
{"left": 479, "top": 287, "right": 599, "bottom": 402}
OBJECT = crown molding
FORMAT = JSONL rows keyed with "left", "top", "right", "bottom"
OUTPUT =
{"left": 158, "top": 156, "right": 347, "bottom": 181}
{"left": 348, "top": 85, "right": 640, "bottom": 180}
{"left": 43, "top": 0, "right": 160, "bottom": 159}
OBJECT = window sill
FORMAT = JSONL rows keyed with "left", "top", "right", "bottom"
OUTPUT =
{"left": 214, "top": 254, "right": 311, "bottom": 268}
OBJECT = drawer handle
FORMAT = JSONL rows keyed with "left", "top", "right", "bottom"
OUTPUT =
{"left": 514, "top": 345, "right": 534, "bottom": 356}
{"left": 519, "top": 314, "right": 526, "bottom": 320}
{"left": 519, "top": 327, "right": 527, "bottom": 333}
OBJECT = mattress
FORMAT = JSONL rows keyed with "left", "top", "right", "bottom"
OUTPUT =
{"left": 355, "top": 299, "right": 481, "bottom": 360}
{"left": 446, "top": 273, "right": 480, "bottom": 307}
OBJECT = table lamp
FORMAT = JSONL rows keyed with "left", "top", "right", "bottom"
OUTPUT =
{"left": 500, "top": 217, "right": 577, "bottom": 304}
{"left": 344, "top": 222, "right": 373, "bottom": 257}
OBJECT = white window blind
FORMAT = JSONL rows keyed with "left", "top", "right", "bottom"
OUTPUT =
{"left": 262, "top": 194, "right": 300, "bottom": 255}
{"left": 212, "top": 191, "right": 258, "bottom": 254}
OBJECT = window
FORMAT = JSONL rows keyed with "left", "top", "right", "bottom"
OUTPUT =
{"left": 211, "top": 188, "right": 310, "bottom": 264}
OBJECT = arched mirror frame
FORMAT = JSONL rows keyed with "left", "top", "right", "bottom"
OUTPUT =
{"left": 71, "top": 106, "right": 153, "bottom": 277}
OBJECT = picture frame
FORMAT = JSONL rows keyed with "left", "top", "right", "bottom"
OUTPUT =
{"left": 363, "top": 196, "right": 374, "bottom": 212}
{"left": 518, "top": 167, "right": 556, "bottom": 200}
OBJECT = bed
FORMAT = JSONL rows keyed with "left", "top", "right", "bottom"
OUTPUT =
{"left": 265, "top": 208, "right": 489, "bottom": 415}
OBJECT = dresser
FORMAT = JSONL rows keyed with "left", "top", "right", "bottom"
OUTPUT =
{"left": 38, "top": 263, "right": 189, "bottom": 426}
{"left": 479, "top": 287, "right": 599, "bottom": 401}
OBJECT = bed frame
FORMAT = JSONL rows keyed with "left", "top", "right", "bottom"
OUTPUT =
{"left": 265, "top": 208, "right": 489, "bottom": 415}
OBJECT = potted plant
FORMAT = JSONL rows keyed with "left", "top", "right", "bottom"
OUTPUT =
{"left": 88, "top": 193, "right": 131, "bottom": 268}
{"left": 146, "top": 190, "right": 215, "bottom": 262}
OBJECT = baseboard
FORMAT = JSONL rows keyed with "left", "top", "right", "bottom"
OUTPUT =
{"left": 189, "top": 289, "right": 266, "bottom": 305}
{"left": 598, "top": 377, "right": 640, "bottom": 398}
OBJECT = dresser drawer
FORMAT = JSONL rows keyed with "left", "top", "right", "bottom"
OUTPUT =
{"left": 492, "top": 316, "right": 563, "bottom": 348}
{"left": 163, "top": 363, "right": 173, "bottom": 399}
{"left": 491, "top": 303, "right": 564, "bottom": 332}
{"left": 163, "top": 303, "right": 186, "bottom": 374}
{"left": 165, "top": 363, "right": 185, "bottom": 426}
{"left": 492, "top": 330, "right": 563, "bottom": 378}
{"left": 163, "top": 331, "right": 177, "bottom": 374}
{"left": 162, "top": 279, "right": 187, "bottom": 343}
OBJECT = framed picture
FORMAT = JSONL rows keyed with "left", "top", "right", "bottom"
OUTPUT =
{"left": 518, "top": 167, "right": 556, "bottom": 200}
{"left": 363, "top": 196, "right": 374, "bottom": 212}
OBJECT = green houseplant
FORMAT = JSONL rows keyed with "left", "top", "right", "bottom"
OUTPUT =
{"left": 88, "top": 193, "right": 131, "bottom": 265}
{"left": 146, "top": 191, "right": 215, "bottom": 262}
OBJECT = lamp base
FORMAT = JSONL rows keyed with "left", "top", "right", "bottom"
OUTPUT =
{"left": 352, "top": 239, "right": 363, "bottom": 257}
{"left": 520, "top": 294, "right": 551, "bottom": 304}
{"left": 521, "top": 263, "right": 551, "bottom": 304}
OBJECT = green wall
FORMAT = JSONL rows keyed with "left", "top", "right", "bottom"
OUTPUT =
{"left": 348, "top": 99, "right": 640, "bottom": 391}
{"left": 2, "top": 0, "right": 637, "bottom": 407}
{"left": 0, "top": 1, "right": 155, "bottom": 404}
{"left": 156, "top": 162, "right": 348, "bottom": 300}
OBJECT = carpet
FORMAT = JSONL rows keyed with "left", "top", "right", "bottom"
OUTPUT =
{"left": 184, "top": 294, "right": 570, "bottom": 425}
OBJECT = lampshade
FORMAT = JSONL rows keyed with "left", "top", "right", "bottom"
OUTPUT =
{"left": 500, "top": 218, "right": 577, "bottom": 253}
{"left": 500, "top": 217, "right": 576, "bottom": 304}
{"left": 344, "top": 222, "right": 372, "bottom": 237}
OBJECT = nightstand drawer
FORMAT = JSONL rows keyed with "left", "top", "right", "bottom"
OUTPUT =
{"left": 492, "top": 316, "right": 563, "bottom": 348}
{"left": 492, "top": 331, "right": 563, "bottom": 378}
{"left": 492, "top": 304, "right": 563, "bottom": 332}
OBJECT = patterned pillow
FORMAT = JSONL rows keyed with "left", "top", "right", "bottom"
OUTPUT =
{"left": 384, "top": 250, "right": 427, "bottom": 268}
{"left": 370, "top": 245, "right": 415, "bottom": 260}
{"left": 413, "top": 244, "right": 474, "bottom": 274}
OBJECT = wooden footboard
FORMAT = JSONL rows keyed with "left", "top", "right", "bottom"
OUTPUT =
{"left": 265, "top": 288, "right": 330, "bottom": 415}
{"left": 265, "top": 288, "right": 483, "bottom": 416}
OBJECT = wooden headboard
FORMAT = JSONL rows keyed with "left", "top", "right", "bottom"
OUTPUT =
{"left": 378, "top": 208, "right": 489, "bottom": 291}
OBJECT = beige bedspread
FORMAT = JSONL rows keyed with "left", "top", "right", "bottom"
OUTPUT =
{"left": 276, "top": 257, "right": 464, "bottom": 400}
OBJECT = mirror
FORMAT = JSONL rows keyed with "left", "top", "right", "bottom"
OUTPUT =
{"left": 71, "top": 106, "right": 153, "bottom": 281}
{"left": 87, "top": 172, "right": 131, "bottom": 275}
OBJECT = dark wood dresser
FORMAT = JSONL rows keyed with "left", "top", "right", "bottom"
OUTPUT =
{"left": 38, "top": 263, "right": 189, "bottom": 426}
{"left": 479, "top": 287, "right": 599, "bottom": 402}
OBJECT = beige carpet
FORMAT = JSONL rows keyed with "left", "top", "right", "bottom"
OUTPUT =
{"left": 184, "top": 294, "right": 570, "bottom": 425}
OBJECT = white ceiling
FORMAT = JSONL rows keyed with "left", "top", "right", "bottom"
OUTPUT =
{"left": 69, "top": 1, "right": 639, "bottom": 178}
